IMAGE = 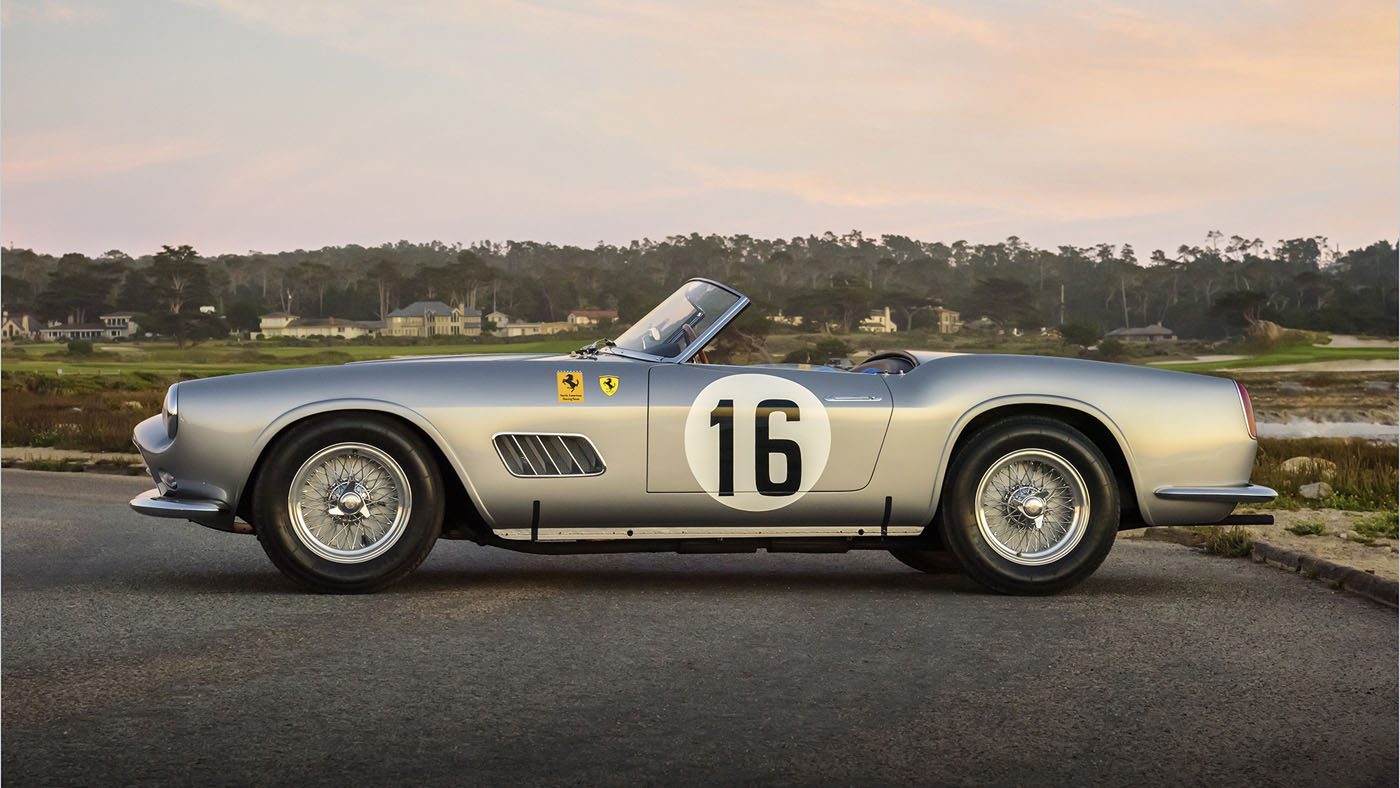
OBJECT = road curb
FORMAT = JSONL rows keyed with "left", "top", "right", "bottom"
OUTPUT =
{"left": 1249, "top": 540, "right": 1398, "bottom": 609}
{"left": 1139, "top": 526, "right": 1398, "bottom": 609}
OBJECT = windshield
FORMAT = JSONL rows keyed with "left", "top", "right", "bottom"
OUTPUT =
{"left": 612, "top": 280, "right": 742, "bottom": 359}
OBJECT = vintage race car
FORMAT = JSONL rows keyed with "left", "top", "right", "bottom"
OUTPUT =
{"left": 130, "top": 278, "right": 1275, "bottom": 594}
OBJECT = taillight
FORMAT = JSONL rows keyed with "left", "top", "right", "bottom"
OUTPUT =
{"left": 1234, "top": 380, "right": 1257, "bottom": 439}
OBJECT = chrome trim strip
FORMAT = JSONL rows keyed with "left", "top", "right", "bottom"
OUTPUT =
{"left": 824, "top": 395, "right": 883, "bottom": 402}
{"left": 491, "top": 432, "right": 607, "bottom": 478}
{"left": 495, "top": 525, "right": 926, "bottom": 541}
{"left": 534, "top": 434, "right": 562, "bottom": 475}
{"left": 129, "top": 488, "right": 228, "bottom": 524}
{"left": 1153, "top": 484, "right": 1277, "bottom": 503}
{"left": 558, "top": 435, "right": 584, "bottom": 474}
{"left": 509, "top": 434, "right": 537, "bottom": 475}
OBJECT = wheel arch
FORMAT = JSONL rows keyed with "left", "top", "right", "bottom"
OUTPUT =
{"left": 234, "top": 400, "right": 488, "bottom": 536}
{"left": 935, "top": 397, "right": 1143, "bottom": 526}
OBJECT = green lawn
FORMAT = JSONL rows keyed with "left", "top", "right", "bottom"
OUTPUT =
{"left": 1152, "top": 345, "right": 1397, "bottom": 373}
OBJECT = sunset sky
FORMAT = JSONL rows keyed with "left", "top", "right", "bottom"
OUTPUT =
{"left": 3, "top": 0, "right": 1396, "bottom": 257}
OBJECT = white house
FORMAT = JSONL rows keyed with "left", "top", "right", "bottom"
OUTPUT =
{"left": 99, "top": 311, "right": 140, "bottom": 339}
{"left": 1, "top": 311, "right": 40, "bottom": 340}
{"left": 859, "top": 306, "right": 898, "bottom": 334}
{"left": 39, "top": 322, "right": 106, "bottom": 341}
{"left": 567, "top": 309, "right": 617, "bottom": 327}
{"left": 259, "top": 312, "right": 376, "bottom": 339}
{"left": 486, "top": 310, "right": 511, "bottom": 330}
{"left": 498, "top": 321, "right": 571, "bottom": 338}
{"left": 1106, "top": 324, "right": 1177, "bottom": 342}
{"left": 385, "top": 301, "right": 482, "bottom": 337}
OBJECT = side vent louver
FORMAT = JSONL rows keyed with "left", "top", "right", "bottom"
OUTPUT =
{"left": 493, "top": 434, "right": 606, "bottom": 477}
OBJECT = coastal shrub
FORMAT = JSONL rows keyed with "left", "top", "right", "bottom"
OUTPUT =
{"left": 1203, "top": 527, "right": 1252, "bottom": 557}
{"left": 1285, "top": 520, "right": 1326, "bottom": 536}
{"left": 1254, "top": 438, "right": 1397, "bottom": 511}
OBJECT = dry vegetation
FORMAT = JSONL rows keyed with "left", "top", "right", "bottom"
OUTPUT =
{"left": 2, "top": 386, "right": 164, "bottom": 453}
{"left": 1252, "top": 437, "right": 1397, "bottom": 511}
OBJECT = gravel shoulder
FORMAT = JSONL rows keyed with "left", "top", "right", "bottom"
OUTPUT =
{"left": 1248, "top": 509, "right": 1398, "bottom": 581}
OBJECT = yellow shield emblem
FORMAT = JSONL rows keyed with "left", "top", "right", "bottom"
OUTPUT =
{"left": 598, "top": 375, "right": 620, "bottom": 397}
{"left": 557, "top": 371, "right": 584, "bottom": 402}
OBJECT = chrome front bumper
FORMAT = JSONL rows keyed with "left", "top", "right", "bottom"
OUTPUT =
{"left": 130, "top": 488, "right": 238, "bottom": 532}
{"left": 1153, "top": 484, "right": 1278, "bottom": 504}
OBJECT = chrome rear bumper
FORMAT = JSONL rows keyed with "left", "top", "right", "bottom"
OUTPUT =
{"left": 1153, "top": 484, "right": 1278, "bottom": 503}
{"left": 130, "top": 488, "right": 238, "bottom": 532}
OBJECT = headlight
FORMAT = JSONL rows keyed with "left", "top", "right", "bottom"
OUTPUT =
{"left": 163, "top": 384, "right": 179, "bottom": 439}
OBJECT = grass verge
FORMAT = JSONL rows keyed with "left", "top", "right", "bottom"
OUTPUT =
{"left": 1202, "top": 526, "right": 1253, "bottom": 557}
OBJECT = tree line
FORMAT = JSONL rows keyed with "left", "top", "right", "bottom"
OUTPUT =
{"left": 2, "top": 231, "right": 1395, "bottom": 344}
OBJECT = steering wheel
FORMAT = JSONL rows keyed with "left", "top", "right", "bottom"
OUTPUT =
{"left": 681, "top": 324, "right": 709, "bottom": 364}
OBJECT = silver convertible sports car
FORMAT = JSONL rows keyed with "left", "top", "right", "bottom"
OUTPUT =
{"left": 131, "top": 278, "right": 1275, "bottom": 594}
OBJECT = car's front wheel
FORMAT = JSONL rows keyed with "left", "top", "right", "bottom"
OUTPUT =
{"left": 253, "top": 414, "right": 444, "bottom": 593}
{"left": 940, "top": 415, "right": 1119, "bottom": 595}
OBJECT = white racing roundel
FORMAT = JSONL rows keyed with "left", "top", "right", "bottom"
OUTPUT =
{"left": 683, "top": 374, "right": 831, "bottom": 512}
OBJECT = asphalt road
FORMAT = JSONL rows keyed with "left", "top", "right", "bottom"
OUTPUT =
{"left": 3, "top": 470, "right": 1396, "bottom": 787}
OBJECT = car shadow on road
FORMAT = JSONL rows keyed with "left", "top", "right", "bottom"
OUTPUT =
{"left": 402, "top": 565, "right": 987, "bottom": 595}
{"left": 134, "top": 565, "right": 985, "bottom": 596}
{"left": 134, "top": 559, "right": 1201, "bottom": 599}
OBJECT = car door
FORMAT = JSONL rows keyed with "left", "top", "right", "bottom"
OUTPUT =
{"left": 646, "top": 364, "right": 894, "bottom": 525}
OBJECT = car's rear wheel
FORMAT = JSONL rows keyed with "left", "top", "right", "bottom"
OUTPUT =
{"left": 253, "top": 414, "right": 444, "bottom": 593}
{"left": 940, "top": 416, "right": 1118, "bottom": 595}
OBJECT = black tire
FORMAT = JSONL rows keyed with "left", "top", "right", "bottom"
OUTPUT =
{"left": 253, "top": 414, "right": 445, "bottom": 593}
{"left": 889, "top": 548, "right": 961, "bottom": 574}
{"left": 939, "top": 415, "right": 1118, "bottom": 595}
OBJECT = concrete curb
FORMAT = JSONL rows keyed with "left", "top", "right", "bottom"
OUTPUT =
{"left": 1139, "top": 526, "right": 1398, "bottom": 609}
{"left": 1249, "top": 540, "right": 1398, "bottom": 609}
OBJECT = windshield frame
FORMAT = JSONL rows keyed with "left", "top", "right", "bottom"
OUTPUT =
{"left": 601, "top": 278, "right": 749, "bottom": 364}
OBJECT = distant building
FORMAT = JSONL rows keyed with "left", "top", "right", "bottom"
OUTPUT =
{"left": 1, "top": 311, "right": 40, "bottom": 340}
{"left": 260, "top": 314, "right": 378, "bottom": 339}
{"left": 768, "top": 310, "right": 804, "bottom": 327}
{"left": 99, "top": 311, "right": 140, "bottom": 340}
{"left": 497, "top": 321, "right": 571, "bottom": 338}
{"left": 259, "top": 312, "right": 298, "bottom": 333}
{"left": 930, "top": 306, "right": 961, "bottom": 334}
{"left": 859, "top": 306, "right": 898, "bottom": 334}
{"left": 485, "top": 310, "right": 511, "bottom": 331}
{"left": 567, "top": 309, "right": 617, "bottom": 327}
{"left": 259, "top": 312, "right": 378, "bottom": 339}
{"left": 1106, "top": 324, "right": 1176, "bottom": 342}
{"left": 39, "top": 323, "right": 106, "bottom": 341}
{"left": 386, "top": 301, "right": 482, "bottom": 338}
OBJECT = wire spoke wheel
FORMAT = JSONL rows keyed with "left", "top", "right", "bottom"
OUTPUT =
{"left": 288, "top": 442, "right": 412, "bottom": 564}
{"left": 974, "top": 448, "right": 1089, "bottom": 566}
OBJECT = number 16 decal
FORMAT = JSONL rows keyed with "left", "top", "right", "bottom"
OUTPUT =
{"left": 686, "top": 375, "right": 830, "bottom": 512}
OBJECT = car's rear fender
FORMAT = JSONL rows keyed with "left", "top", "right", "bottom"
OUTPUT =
{"left": 935, "top": 395, "right": 1143, "bottom": 524}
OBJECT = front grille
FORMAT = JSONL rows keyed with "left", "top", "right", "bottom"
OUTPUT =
{"left": 493, "top": 434, "right": 605, "bottom": 477}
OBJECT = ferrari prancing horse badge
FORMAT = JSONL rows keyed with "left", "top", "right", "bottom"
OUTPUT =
{"left": 557, "top": 371, "right": 584, "bottom": 402}
{"left": 599, "top": 375, "right": 620, "bottom": 397}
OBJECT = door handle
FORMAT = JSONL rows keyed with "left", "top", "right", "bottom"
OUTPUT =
{"left": 823, "top": 395, "right": 883, "bottom": 402}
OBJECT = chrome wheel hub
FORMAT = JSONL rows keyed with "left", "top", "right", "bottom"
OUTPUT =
{"left": 288, "top": 443, "right": 412, "bottom": 564}
{"left": 974, "top": 449, "right": 1089, "bottom": 566}
{"left": 328, "top": 481, "right": 369, "bottom": 517}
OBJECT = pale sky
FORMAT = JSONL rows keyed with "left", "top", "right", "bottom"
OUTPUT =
{"left": 2, "top": 0, "right": 1396, "bottom": 257}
